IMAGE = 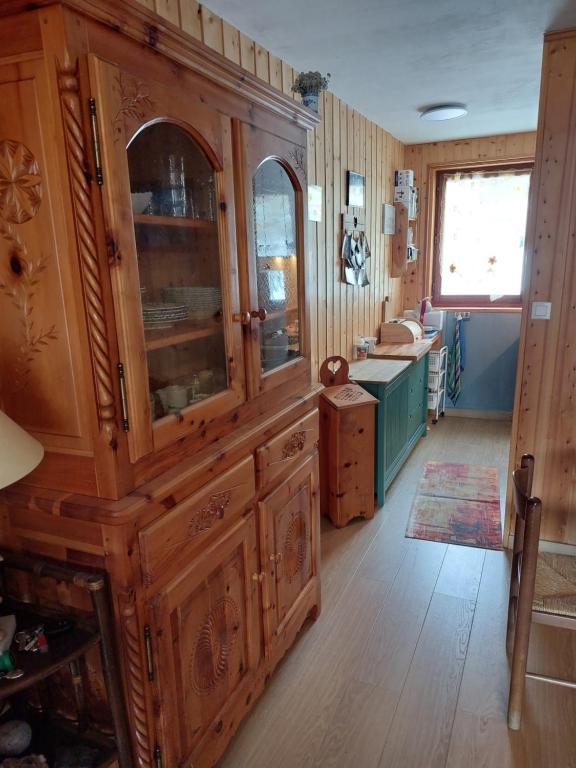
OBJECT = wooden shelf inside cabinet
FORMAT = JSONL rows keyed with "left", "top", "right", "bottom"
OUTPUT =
{"left": 133, "top": 213, "right": 217, "bottom": 230}
{"left": 0, "top": 602, "right": 100, "bottom": 700}
{"left": 145, "top": 319, "right": 222, "bottom": 351}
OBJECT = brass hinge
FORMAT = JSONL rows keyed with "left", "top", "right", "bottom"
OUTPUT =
{"left": 88, "top": 97, "right": 103, "bottom": 186}
{"left": 144, "top": 624, "right": 154, "bottom": 681}
{"left": 117, "top": 362, "right": 130, "bottom": 432}
{"left": 154, "top": 745, "right": 163, "bottom": 767}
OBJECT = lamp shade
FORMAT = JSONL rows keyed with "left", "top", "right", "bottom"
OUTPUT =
{"left": 0, "top": 410, "right": 44, "bottom": 490}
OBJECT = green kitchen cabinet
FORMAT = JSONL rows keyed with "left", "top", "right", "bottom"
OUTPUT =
{"left": 349, "top": 355, "right": 429, "bottom": 506}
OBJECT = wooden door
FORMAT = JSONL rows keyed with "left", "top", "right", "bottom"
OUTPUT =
{"left": 234, "top": 120, "right": 311, "bottom": 398}
{"left": 88, "top": 56, "right": 245, "bottom": 462}
{"left": 259, "top": 454, "right": 320, "bottom": 659}
{"left": 147, "top": 512, "right": 261, "bottom": 767}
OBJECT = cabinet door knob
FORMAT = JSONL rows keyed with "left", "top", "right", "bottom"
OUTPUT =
{"left": 233, "top": 311, "right": 251, "bottom": 325}
{"left": 250, "top": 308, "right": 267, "bottom": 321}
{"left": 269, "top": 552, "right": 283, "bottom": 563}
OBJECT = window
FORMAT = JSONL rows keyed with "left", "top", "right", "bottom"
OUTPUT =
{"left": 432, "top": 163, "right": 532, "bottom": 308}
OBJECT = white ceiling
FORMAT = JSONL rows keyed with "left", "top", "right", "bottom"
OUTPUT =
{"left": 205, "top": 0, "right": 576, "bottom": 143}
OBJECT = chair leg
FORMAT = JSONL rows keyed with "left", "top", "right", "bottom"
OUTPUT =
{"left": 507, "top": 605, "right": 532, "bottom": 730}
{"left": 506, "top": 596, "right": 516, "bottom": 656}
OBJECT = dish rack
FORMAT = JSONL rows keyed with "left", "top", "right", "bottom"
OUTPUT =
{"left": 428, "top": 346, "right": 447, "bottom": 423}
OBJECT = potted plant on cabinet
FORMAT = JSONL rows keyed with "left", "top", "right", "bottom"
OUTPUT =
{"left": 292, "top": 71, "right": 330, "bottom": 112}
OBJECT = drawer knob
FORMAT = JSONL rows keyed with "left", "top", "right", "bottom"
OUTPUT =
{"left": 252, "top": 572, "right": 265, "bottom": 582}
{"left": 269, "top": 552, "right": 283, "bottom": 563}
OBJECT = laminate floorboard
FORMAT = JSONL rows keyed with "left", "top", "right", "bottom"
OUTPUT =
{"left": 219, "top": 418, "right": 576, "bottom": 768}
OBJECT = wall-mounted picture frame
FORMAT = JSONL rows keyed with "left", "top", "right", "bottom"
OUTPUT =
{"left": 308, "top": 185, "right": 323, "bottom": 222}
{"left": 346, "top": 171, "right": 365, "bottom": 208}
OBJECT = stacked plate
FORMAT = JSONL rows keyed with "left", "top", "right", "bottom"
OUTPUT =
{"left": 142, "top": 302, "right": 189, "bottom": 330}
{"left": 160, "top": 286, "right": 222, "bottom": 322}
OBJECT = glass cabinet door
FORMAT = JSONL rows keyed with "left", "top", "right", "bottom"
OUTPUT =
{"left": 252, "top": 160, "right": 301, "bottom": 375}
{"left": 127, "top": 123, "right": 228, "bottom": 423}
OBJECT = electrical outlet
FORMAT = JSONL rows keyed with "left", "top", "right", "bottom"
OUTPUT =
{"left": 531, "top": 301, "right": 552, "bottom": 320}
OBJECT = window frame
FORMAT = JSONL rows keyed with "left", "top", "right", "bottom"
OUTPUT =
{"left": 431, "top": 160, "right": 533, "bottom": 310}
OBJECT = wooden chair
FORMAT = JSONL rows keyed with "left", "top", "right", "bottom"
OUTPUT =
{"left": 506, "top": 453, "right": 576, "bottom": 730}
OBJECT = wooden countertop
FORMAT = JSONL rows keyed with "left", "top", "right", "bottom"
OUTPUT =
{"left": 368, "top": 335, "right": 437, "bottom": 361}
{"left": 348, "top": 358, "right": 411, "bottom": 384}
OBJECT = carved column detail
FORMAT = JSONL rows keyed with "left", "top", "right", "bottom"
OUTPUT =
{"left": 118, "top": 590, "right": 153, "bottom": 768}
{"left": 57, "top": 56, "right": 117, "bottom": 445}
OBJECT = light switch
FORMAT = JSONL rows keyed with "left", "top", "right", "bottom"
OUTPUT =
{"left": 531, "top": 301, "right": 552, "bottom": 320}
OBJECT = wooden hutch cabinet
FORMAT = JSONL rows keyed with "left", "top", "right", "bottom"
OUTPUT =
{"left": 0, "top": 1, "right": 321, "bottom": 766}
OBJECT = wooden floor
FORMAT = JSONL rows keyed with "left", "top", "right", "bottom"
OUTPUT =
{"left": 220, "top": 417, "right": 576, "bottom": 768}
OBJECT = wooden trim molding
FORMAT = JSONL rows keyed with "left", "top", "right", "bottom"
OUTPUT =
{"left": 118, "top": 588, "right": 153, "bottom": 767}
{"left": 1, "top": 0, "right": 320, "bottom": 131}
{"left": 57, "top": 54, "right": 118, "bottom": 448}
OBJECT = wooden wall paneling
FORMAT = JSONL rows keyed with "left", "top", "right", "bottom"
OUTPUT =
{"left": 375, "top": 127, "right": 383, "bottom": 329}
{"left": 254, "top": 43, "right": 269, "bottom": 82}
{"left": 324, "top": 92, "right": 334, "bottom": 366}
{"left": 332, "top": 96, "right": 341, "bottom": 357}
{"left": 178, "top": 0, "right": 201, "bottom": 40}
{"left": 507, "top": 33, "right": 576, "bottom": 545}
{"left": 268, "top": 53, "right": 282, "bottom": 90}
{"left": 153, "top": 0, "right": 179, "bottom": 25}
{"left": 281, "top": 60, "right": 294, "bottom": 97}
{"left": 315, "top": 96, "right": 327, "bottom": 370}
{"left": 239, "top": 33, "right": 256, "bottom": 74}
{"left": 222, "top": 21, "right": 240, "bottom": 65}
{"left": 339, "top": 100, "right": 348, "bottom": 357}
{"left": 365, "top": 119, "right": 372, "bottom": 335}
{"left": 200, "top": 6, "right": 224, "bottom": 53}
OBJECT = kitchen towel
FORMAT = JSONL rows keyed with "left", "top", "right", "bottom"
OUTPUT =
{"left": 447, "top": 313, "right": 464, "bottom": 404}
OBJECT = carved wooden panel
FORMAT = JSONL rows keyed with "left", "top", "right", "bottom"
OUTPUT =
{"left": 57, "top": 56, "right": 117, "bottom": 446}
{"left": 149, "top": 513, "right": 260, "bottom": 767}
{"left": 138, "top": 455, "right": 255, "bottom": 587}
{"left": 274, "top": 484, "right": 312, "bottom": 624}
{"left": 259, "top": 453, "right": 318, "bottom": 645}
{"left": 0, "top": 61, "right": 92, "bottom": 447}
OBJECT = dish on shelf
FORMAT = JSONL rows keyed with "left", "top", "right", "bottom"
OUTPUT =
{"left": 160, "top": 286, "right": 222, "bottom": 321}
{"left": 142, "top": 302, "right": 189, "bottom": 329}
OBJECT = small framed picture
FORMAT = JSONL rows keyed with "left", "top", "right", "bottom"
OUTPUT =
{"left": 308, "top": 185, "right": 323, "bottom": 222}
{"left": 346, "top": 171, "right": 365, "bottom": 208}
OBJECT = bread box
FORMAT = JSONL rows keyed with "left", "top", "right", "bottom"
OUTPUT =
{"left": 379, "top": 319, "right": 423, "bottom": 344}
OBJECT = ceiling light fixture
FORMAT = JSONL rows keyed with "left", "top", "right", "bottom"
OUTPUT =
{"left": 420, "top": 104, "right": 468, "bottom": 121}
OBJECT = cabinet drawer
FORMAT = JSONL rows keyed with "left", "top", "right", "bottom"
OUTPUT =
{"left": 139, "top": 455, "right": 255, "bottom": 587}
{"left": 256, "top": 409, "right": 319, "bottom": 490}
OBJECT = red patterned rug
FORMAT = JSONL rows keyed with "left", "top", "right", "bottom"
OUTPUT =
{"left": 406, "top": 461, "right": 502, "bottom": 550}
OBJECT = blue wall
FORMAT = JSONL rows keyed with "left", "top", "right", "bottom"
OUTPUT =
{"left": 443, "top": 312, "right": 521, "bottom": 412}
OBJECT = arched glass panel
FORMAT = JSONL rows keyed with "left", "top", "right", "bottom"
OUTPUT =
{"left": 252, "top": 160, "right": 300, "bottom": 374}
{"left": 128, "top": 122, "right": 227, "bottom": 422}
